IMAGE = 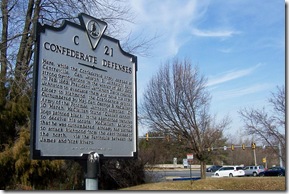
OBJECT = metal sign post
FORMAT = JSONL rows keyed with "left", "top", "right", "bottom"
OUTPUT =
{"left": 187, "top": 154, "right": 193, "bottom": 185}
{"left": 85, "top": 152, "right": 100, "bottom": 190}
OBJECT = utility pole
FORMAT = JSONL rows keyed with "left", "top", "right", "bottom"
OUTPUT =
{"left": 253, "top": 149, "right": 257, "bottom": 166}
{"left": 252, "top": 142, "right": 257, "bottom": 166}
{"left": 278, "top": 142, "right": 283, "bottom": 167}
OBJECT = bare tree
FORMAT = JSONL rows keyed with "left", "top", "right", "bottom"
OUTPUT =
{"left": 238, "top": 85, "right": 285, "bottom": 165}
{"left": 141, "top": 58, "right": 230, "bottom": 179}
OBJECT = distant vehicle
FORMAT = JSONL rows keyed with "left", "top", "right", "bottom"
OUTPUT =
{"left": 183, "top": 159, "right": 188, "bottom": 168}
{"left": 243, "top": 165, "right": 265, "bottom": 176}
{"left": 213, "top": 166, "right": 245, "bottom": 177}
{"left": 206, "top": 165, "right": 222, "bottom": 172}
{"left": 259, "top": 166, "right": 285, "bottom": 177}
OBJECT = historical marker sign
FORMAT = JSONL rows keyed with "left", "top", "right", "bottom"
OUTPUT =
{"left": 31, "top": 13, "right": 137, "bottom": 159}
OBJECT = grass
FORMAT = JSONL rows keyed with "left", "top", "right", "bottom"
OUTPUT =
{"left": 120, "top": 177, "right": 286, "bottom": 191}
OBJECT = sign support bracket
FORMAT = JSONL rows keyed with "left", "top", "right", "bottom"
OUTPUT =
{"left": 85, "top": 152, "right": 100, "bottom": 190}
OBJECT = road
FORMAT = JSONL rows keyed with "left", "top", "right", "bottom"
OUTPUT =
{"left": 145, "top": 168, "right": 215, "bottom": 183}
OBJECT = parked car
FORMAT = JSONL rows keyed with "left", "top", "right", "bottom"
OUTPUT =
{"left": 259, "top": 166, "right": 285, "bottom": 177}
{"left": 243, "top": 165, "right": 265, "bottom": 176}
{"left": 206, "top": 165, "right": 223, "bottom": 172}
{"left": 213, "top": 166, "right": 245, "bottom": 177}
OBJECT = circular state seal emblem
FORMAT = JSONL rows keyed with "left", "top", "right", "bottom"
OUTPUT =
{"left": 87, "top": 20, "right": 101, "bottom": 39}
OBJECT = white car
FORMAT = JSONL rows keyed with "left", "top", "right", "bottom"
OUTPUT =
{"left": 213, "top": 166, "right": 245, "bottom": 177}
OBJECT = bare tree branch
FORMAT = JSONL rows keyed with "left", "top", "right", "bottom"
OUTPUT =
{"left": 269, "top": 85, "right": 285, "bottom": 127}
{"left": 238, "top": 85, "right": 285, "bottom": 164}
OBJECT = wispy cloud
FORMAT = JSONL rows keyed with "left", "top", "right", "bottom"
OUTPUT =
{"left": 218, "top": 48, "right": 233, "bottom": 53}
{"left": 207, "top": 64, "right": 261, "bottom": 87}
{"left": 192, "top": 28, "right": 241, "bottom": 37}
{"left": 128, "top": 0, "right": 210, "bottom": 56}
{"left": 213, "top": 83, "right": 273, "bottom": 100}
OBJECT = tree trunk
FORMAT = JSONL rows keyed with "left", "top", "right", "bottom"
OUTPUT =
{"left": 200, "top": 160, "right": 206, "bottom": 179}
{"left": 0, "top": 0, "right": 8, "bottom": 107}
{"left": 12, "top": 0, "right": 35, "bottom": 99}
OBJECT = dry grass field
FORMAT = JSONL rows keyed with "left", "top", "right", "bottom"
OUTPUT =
{"left": 121, "top": 177, "right": 286, "bottom": 191}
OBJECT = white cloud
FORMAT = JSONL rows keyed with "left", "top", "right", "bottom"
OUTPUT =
{"left": 191, "top": 28, "right": 241, "bottom": 37}
{"left": 207, "top": 64, "right": 261, "bottom": 87}
{"left": 213, "top": 83, "right": 273, "bottom": 100}
{"left": 128, "top": 0, "right": 210, "bottom": 57}
{"left": 218, "top": 48, "right": 232, "bottom": 53}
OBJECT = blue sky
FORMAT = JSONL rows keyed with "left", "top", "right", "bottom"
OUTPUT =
{"left": 124, "top": 0, "right": 285, "bottom": 138}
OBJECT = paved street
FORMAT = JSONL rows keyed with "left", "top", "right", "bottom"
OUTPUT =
{"left": 145, "top": 168, "right": 214, "bottom": 182}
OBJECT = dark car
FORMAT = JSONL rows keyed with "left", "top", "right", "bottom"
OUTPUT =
{"left": 259, "top": 166, "right": 285, "bottom": 177}
{"left": 206, "top": 165, "right": 222, "bottom": 172}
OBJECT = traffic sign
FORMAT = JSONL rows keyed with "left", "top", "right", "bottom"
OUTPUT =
{"left": 262, "top": 157, "right": 266, "bottom": 163}
{"left": 187, "top": 154, "right": 194, "bottom": 161}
